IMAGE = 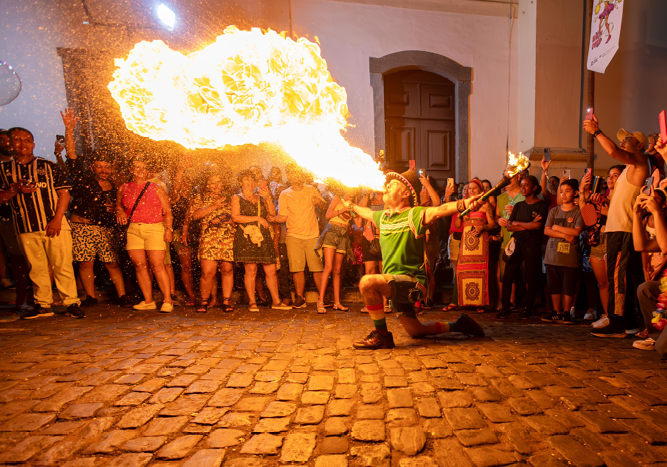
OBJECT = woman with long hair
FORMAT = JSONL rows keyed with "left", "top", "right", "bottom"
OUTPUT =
{"left": 456, "top": 179, "right": 496, "bottom": 313}
{"left": 232, "top": 170, "right": 291, "bottom": 312}
{"left": 116, "top": 157, "right": 173, "bottom": 312}
{"left": 315, "top": 190, "right": 364, "bottom": 313}
{"left": 497, "top": 175, "right": 549, "bottom": 319}
{"left": 191, "top": 168, "right": 236, "bottom": 313}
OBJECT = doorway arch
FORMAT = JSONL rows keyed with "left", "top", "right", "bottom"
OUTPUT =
{"left": 370, "top": 51, "right": 472, "bottom": 183}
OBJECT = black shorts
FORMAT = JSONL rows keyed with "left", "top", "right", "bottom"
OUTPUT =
{"left": 384, "top": 274, "right": 426, "bottom": 319}
{"left": 546, "top": 265, "right": 578, "bottom": 296}
{"left": 362, "top": 237, "right": 382, "bottom": 263}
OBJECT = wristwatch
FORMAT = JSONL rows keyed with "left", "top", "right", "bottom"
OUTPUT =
{"left": 593, "top": 129, "right": 602, "bottom": 138}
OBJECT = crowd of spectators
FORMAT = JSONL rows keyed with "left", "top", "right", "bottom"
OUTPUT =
{"left": 1, "top": 108, "right": 666, "bottom": 357}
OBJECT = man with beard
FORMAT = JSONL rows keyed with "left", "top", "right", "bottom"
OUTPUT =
{"left": 0, "top": 130, "right": 30, "bottom": 311}
{"left": 61, "top": 109, "right": 131, "bottom": 308}
{"left": 343, "top": 169, "right": 486, "bottom": 349}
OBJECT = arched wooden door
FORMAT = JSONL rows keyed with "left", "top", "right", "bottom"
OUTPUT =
{"left": 384, "top": 70, "right": 456, "bottom": 185}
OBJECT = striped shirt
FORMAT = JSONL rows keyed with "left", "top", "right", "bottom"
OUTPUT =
{"left": 0, "top": 157, "right": 71, "bottom": 234}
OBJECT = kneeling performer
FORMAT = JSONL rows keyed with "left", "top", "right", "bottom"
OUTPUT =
{"left": 344, "top": 169, "right": 486, "bottom": 349}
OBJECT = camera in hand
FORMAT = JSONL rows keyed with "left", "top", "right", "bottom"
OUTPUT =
{"left": 21, "top": 176, "right": 35, "bottom": 188}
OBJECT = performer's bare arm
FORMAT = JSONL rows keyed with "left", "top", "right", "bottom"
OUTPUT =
{"left": 423, "top": 194, "right": 483, "bottom": 226}
{"left": 349, "top": 204, "right": 375, "bottom": 222}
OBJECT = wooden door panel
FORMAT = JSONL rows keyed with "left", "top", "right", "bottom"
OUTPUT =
{"left": 386, "top": 119, "right": 417, "bottom": 164}
{"left": 420, "top": 120, "right": 455, "bottom": 178}
{"left": 385, "top": 82, "right": 419, "bottom": 118}
{"left": 420, "top": 83, "right": 455, "bottom": 120}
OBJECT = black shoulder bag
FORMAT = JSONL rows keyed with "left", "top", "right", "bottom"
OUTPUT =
{"left": 120, "top": 182, "right": 151, "bottom": 236}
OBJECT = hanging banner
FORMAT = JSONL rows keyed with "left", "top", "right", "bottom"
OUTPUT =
{"left": 587, "top": 0, "right": 624, "bottom": 73}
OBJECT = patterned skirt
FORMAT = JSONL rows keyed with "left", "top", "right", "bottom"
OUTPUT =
{"left": 456, "top": 216, "right": 489, "bottom": 307}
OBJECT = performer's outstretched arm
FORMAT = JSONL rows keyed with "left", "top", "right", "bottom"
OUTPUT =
{"left": 423, "top": 194, "right": 483, "bottom": 226}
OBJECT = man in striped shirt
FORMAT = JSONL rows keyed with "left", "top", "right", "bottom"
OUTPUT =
{"left": 0, "top": 126, "right": 83, "bottom": 319}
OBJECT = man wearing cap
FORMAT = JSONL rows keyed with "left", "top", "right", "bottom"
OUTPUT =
{"left": 584, "top": 115, "right": 649, "bottom": 338}
{"left": 343, "top": 168, "right": 486, "bottom": 349}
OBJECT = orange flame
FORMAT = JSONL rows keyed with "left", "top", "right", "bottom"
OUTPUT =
{"left": 507, "top": 152, "right": 530, "bottom": 177}
{"left": 108, "top": 26, "right": 385, "bottom": 190}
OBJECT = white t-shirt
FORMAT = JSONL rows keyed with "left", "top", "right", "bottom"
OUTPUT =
{"left": 278, "top": 185, "right": 323, "bottom": 240}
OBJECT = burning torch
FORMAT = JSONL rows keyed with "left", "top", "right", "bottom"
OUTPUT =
{"left": 459, "top": 152, "right": 531, "bottom": 217}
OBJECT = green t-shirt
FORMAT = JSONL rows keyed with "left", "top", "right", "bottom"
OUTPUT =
{"left": 373, "top": 206, "right": 428, "bottom": 287}
{"left": 497, "top": 191, "right": 525, "bottom": 249}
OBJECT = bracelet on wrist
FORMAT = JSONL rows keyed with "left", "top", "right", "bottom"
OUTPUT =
{"left": 593, "top": 129, "right": 602, "bottom": 138}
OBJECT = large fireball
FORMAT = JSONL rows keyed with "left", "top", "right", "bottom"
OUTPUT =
{"left": 108, "top": 26, "right": 385, "bottom": 190}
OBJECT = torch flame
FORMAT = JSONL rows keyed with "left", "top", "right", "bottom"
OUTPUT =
{"left": 108, "top": 26, "right": 385, "bottom": 190}
{"left": 507, "top": 152, "right": 530, "bottom": 177}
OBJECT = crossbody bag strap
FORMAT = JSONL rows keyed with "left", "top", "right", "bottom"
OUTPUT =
{"left": 127, "top": 182, "right": 151, "bottom": 223}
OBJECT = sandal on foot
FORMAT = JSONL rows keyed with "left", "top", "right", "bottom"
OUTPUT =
{"left": 222, "top": 297, "right": 234, "bottom": 313}
{"left": 317, "top": 302, "right": 327, "bottom": 314}
{"left": 442, "top": 303, "right": 458, "bottom": 312}
{"left": 333, "top": 302, "right": 349, "bottom": 311}
{"left": 384, "top": 305, "right": 393, "bottom": 313}
{"left": 248, "top": 303, "right": 260, "bottom": 312}
{"left": 196, "top": 300, "right": 209, "bottom": 313}
{"left": 185, "top": 297, "right": 196, "bottom": 306}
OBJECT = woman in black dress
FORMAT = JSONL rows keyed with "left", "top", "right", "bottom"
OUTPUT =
{"left": 232, "top": 170, "right": 291, "bottom": 312}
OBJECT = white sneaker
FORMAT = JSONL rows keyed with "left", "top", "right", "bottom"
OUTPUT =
{"left": 133, "top": 301, "right": 157, "bottom": 311}
{"left": 160, "top": 302, "right": 174, "bottom": 313}
{"left": 633, "top": 338, "right": 655, "bottom": 351}
{"left": 583, "top": 311, "right": 596, "bottom": 321}
{"left": 592, "top": 316, "right": 609, "bottom": 328}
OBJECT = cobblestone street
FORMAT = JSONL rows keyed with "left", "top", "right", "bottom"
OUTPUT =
{"left": 0, "top": 304, "right": 666, "bottom": 467}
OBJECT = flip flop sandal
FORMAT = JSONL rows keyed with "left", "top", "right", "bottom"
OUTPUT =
{"left": 442, "top": 304, "right": 458, "bottom": 312}
{"left": 333, "top": 303, "right": 349, "bottom": 311}
{"left": 248, "top": 303, "right": 260, "bottom": 313}
{"left": 185, "top": 298, "right": 196, "bottom": 306}
{"left": 317, "top": 302, "right": 327, "bottom": 314}
{"left": 196, "top": 300, "right": 209, "bottom": 313}
{"left": 384, "top": 306, "right": 393, "bottom": 313}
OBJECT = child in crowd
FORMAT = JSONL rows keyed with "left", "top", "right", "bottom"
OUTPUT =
{"left": 542, "top": 179, "right": 584, "bottom": 324}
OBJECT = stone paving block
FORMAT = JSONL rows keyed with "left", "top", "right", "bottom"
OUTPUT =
{"left": 455, "top": 429, "right": 500, "bottom": 447}
{"left": 115, "top": 391, "right": 151, "bottom": 406}
{"left": 308, "top": 375, "right": 334, "bottom": 391}
{"left": 548, "top": 435, "right": 605, "bottom": 467}
{"left": 40, "top": 420, "right": 87, "bottom": 435}
{"left": 324, "top": 417, "right": 349, "bottom": 436}
{"left": 156, "top": 434, "right": 202, "bottom": 459}
{"left": 161, "top": 394, "right": 210, "bottom": 416}
{"left": 0, "top": 435, "right": 63, "bottom": 463}
{"left": 386, "top": 408, "right": 420, "bottom": 427}
{"left": 351, "top": 420, "right": 385, "bottom": 441}
{"left": 390, "top": 426, "right": 426, "bottom": 455}
{"left": 472, "top": 387, "right": 501, "bottom": 402}
{"left": 465, "top": 446, "right": 517, "bottom": 467}
{"left": 444, "top": 408, "right": 486, "bottom": 430}
{"left": 523, "top": 415, "right": 569, "bottom": 435}
{"left": 338, "top": 368, "right": 355, "bottom": 384}
{"left": 1, "top": 412, "right": 56, "bottom": 431}
{"left": 281, "top": 432, "right": 316, "bottom": 462}
{"left": 350, "top": 444, "right": 391, "bottom": 466}
{"left": 432, "top": 377, "right": 464, "bottom": 390}
{"left": 185, "top": 379, "right": 221, "bottom": 394}
{"left": 34, "top": 386, "right": 94, "bottom": 412}
{"left": 295, "top": 405, "right": 325, "bottom": 424}
{"left": 360, "top": 383, "right": 382, "bottom": 403}
{"left": 78, "top": 384, "right": 129, "bottom": 403}
{"left": 208, "top": 388, "right": 244, "bottom": 407}
{"left": 622, "top": 418, "right": 667, "bottom": 444}
{"left": 315, "top": 454, "right": 348, "bottom": 467}
{"left": 134, "top": 378, "right": 168, "bottom": 393}
{"left": 194, "top": 407, "right": 230, "bottom": 425}
{"left": 261, "top": 401, "right": 296, "bottom": 417}
{"left": 144, "top": 415, "right": 188, "bottom": 436}
{"left": 58, "top": 403, "right": 104, "bottom": 420}
{"left": 85, "top": 429, "right": 137, "bottom": 453}
{"left": 476, "top": 404, "right": 514, "bottom": 423}
{"left": 181, "top": 448, "right": 225, "bottom": 467}
{"left": 276, "top": 383, "right": 303, "bottom": 401}
{"left": 328, "top": 399, "right": 355, "bottom": 416}
{"left": 218, "top": 412, "right": 256, "bottom": 429}
{"left": 235, "top": 396, "right": 269, "bottom": 412}
{"left": 116, "top": 404, "right": 164, "bottom": 429}
{"left": 206, "top": 428, "right": 246, "bottom": 447}
{"left": 578, "top": 410, "right": 628, "bottom": 433}
{"left": 150, "top": 387, "right": 184, "bottom": 404}
{"left": 416, "top": 397, "right": 441, "bottom": 417}
{"left": 507, "top": 397, "right": 543, "bottom": 416}
{"left": 334, "top": 384, "right": 357, "bottom": 398}
{"left": 433, "top": 438, "right": 473, "bottom": 467}
{"left": 227, "top": 373, "right": 254, "bottom": 388}
{"left": 253, "top": 416, "right": 291, "bottom": 433}
{"left": 319, "top": 436, "right": 348, "bottom": 454}
{"left": 302, "top": 391, "right": 330, "bottom": 405}
{"left": 438, "top": 391, "right": 473, "bottom": 408}
{"left": 355, "top": 404, "right": 384, "bottom": 419}
{"left": 249, "top": 382, "right": 279, "bottom": 394}
{"left": 423, "top": 418, "right": 454, "bottom": 438}
{"left": 240, "top": 433, "right": 283, "bottom": 454}
{"left": 122, "top": 436, "right": 166, "bottom": 452}
{"left": 106, "top": 453, "right": 152, "bottom": 467}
